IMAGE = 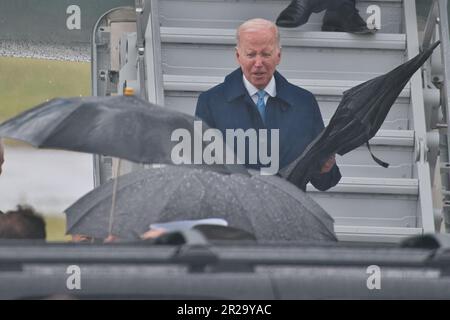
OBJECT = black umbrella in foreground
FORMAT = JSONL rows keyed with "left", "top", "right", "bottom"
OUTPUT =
{"left": 281, "top": 41, "right": 441, "bottom": 189}
{"left": 0, "top": 95, "right": 249, "bottom": 238}
{"left": 0, "top": 95, "right": 246, "bottom": 174}
{"left": 65, "top": 165, "right": 337, "bottom": 242}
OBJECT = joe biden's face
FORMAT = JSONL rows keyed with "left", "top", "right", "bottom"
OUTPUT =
{"left": 236, "top": 27, "right": 281, "bottom": 89}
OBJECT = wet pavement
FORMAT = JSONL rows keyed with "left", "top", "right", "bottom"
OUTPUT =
{"left": 0, "top": 145, "right": 93, "bottom": 215}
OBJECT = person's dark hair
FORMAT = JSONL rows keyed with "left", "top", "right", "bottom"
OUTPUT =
{"left": 0, "top": 205, "right": 46, "bottom": 239}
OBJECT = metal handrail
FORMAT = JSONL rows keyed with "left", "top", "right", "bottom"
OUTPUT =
{"left": 422, "top": 0, "right": 450, "bottom": 232}
{"left": 422, "top": 0, "right": 439, "bottom": 49}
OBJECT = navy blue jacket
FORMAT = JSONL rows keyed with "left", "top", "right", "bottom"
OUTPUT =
{"left": 195, "top": 68, "right": 341, "bottom": 191}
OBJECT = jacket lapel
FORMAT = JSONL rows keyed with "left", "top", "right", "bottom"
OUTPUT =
{"left": 273, "top": 71, "right": 293, "bottom": 111}
{"left": 224, "top": 68, "right": 265, "bottom": 128}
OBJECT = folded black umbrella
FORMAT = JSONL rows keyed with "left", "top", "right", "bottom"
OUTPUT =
{"left": 281, "top": 41, "right": 441, "bottom": 189}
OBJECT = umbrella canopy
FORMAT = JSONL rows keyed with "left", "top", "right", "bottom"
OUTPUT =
{"left": 0, "top": 95, "right": 244, "bottom": 174}
{"left": 65, "top": 165, "right": 336, "bottom": 242}
{"left": 281, "top": 41, "right": 441, "bottom": 189}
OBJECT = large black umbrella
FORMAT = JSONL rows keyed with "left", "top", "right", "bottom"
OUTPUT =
{"left": 281, "top": 41, "right": 441, "bottom": 189}
{"left": 0, "top": 95, "right": 244, "bottom": 174}
{"left": 65, "top": 165, "right": 337, "bottom": 242}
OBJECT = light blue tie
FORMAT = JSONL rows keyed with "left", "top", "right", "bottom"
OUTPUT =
{"left": 256, "top": 90, "right": 266, "bottom": 124}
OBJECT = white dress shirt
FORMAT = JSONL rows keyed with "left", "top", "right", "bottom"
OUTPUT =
{"left": 242, "top": 74, "right": 277, "bottom": 105}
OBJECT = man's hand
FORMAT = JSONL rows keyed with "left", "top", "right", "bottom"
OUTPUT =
{"left": 141, "top": 228, "right": 166, "bottom": 240}
{"left": 320, "top": 154, "right": 336, "bottom": 174}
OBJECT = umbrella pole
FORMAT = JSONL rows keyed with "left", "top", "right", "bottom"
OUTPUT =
{"left": 108, "top": 159, "right": 121, "bottom": 237}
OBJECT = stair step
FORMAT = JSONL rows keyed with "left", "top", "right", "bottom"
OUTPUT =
{"left": 161, "top": 27, "right": 406, "bottom": 50}
{"left": 336, "top": 130, "right": 414, "bottom": 177}
{"left": 161, "top": 34, "right": 407, "bottom": 81}
{"left": 364, "top": 130, "right": 414, "bottom": 147}
{"left": 163, "top": 75, "right": 410, "bottom": 98}
{"left": 337, "top": 163, "right": 413, "bottom": 179}
{"left": 308, "top": 177, "right": 420, "bottom": 241}
{"left": 308, "top": 176, "right": 418, "bottom": 195}
{"left": 335, "top": 226, "right": 423, "bottom": 243}
{"left": 158, "top": 0, "right": 404, "bottom": 34}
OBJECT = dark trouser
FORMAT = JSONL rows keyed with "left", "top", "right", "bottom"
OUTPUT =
{"left": 277, "top": 0, "right": 372, "bottom": 34}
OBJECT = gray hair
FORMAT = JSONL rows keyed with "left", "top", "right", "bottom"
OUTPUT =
{"left": 236, "top": 18, "right": 281, "bottom": 49}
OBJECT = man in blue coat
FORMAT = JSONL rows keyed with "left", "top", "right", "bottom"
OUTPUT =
{"left": 195, "top": 18, "right": 340, "bottom": 191}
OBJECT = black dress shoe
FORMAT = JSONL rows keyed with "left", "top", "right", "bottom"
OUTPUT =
{"left": 276, "top": 0, "right": 328, "bottom": 28}
{"left": 322, "top": 4, "right": 377, "bottom": 34}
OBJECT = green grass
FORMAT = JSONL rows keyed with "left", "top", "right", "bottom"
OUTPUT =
{"left": 0, "top": 56, "right": 89, "bottom": 242}
{"left": 0, "top": 57, "right": 90, "bottom": 122}
{"left": 45, "top": 215, "right": 71, "bottom": 242}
